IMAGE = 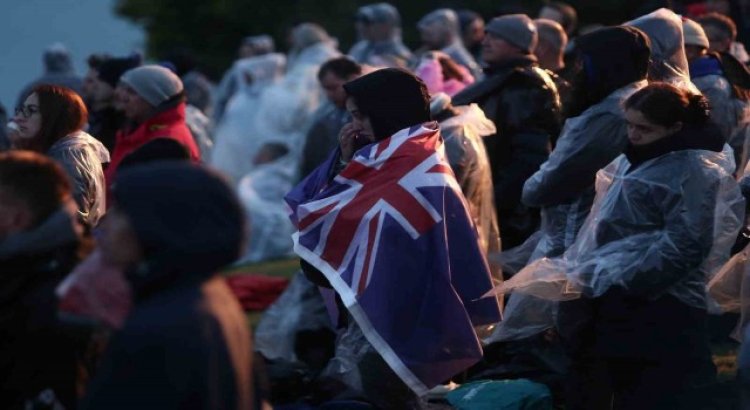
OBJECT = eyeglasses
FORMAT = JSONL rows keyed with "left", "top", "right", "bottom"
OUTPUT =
{"left": 14, "top": 104, "right": 39, "bottom": 119}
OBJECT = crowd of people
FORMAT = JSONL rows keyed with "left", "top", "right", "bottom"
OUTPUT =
{"left": 5, "top": 0, "right": 750, "bottom": 409}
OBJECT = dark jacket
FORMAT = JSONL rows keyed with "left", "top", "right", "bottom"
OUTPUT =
{"left": 82, "top": 162, "right": 253, "bottom": 410}
{"left": 453, "top": 55, "right": 561, "bottom": 248}
{"left": 0, "top": 205, "right": 88, "bottom": 410}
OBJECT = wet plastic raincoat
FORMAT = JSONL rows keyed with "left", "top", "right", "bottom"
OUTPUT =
{"left": 210, "top": 53, "right": 286, "bottom": 183}
{"left": 438, "top": 103, "right": 500, "bottom": 265}
{"left": 233, "top": 25, "right": 340, "bottom": 183}
{"left": 626, "top": 8, "right": 698, "bottom": 92}
{"left": 691, "top": 54, "right": 750, "bottom": 172}
{"left": 48, "top": 131, "right": 109, "bottom": 226}
{"left": 237, "top": 159, "right": 296, "bottom": 263}
{"left": 495, "top": 141, "right": 743, "bottom": 335}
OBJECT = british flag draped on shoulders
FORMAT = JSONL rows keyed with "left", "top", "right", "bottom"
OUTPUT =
{"left": 286, "top": 117, "right": 501, "bottom": 395}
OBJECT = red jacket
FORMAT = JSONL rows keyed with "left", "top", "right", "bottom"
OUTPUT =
{"left": 105, "top": 102, "right": 200, "bottom": 188}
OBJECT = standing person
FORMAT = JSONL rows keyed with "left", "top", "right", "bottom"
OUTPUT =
{"left": 105, "top": 65, "right": 200, "bottom": 188}
{"left": 287, "top": 68, "right": 500, "bottom": 407}
{"left": 81, "top": 54, "right": 110, "bottom": 109}
{"left": 81, "top": 162, "right": 254, "bottom": 410}
{"left": 430, "top": 92, "right": 499, "bottom": 267}
{"left": 348, "top": 3, "right": 412, "bottom": 69}
{"left": 214, "top": 35, "right": 277, "bottom": 123}
{"left": 453, "top": 14, "right": 562, "bottom": 249}
{"left": 457, "top": 9, "right": 485, "bottom": 64}
{"left": 538, "top": 1, "right": 578, "bottom": 36}
{"left": 684, "top": 17, "right": 750, "bottom": 172}
{"left": 16, "top": 44, "right": 83, "bottom": 108}
{"left": 417, "top": 9, "right": 483, "bottom": 79}
{"left": 0, "top": 151, "right": 92, "bottom": 410}
{"left": 698, "top": 12, "right": 750, "bottom": 64}
{"left": 415, "top": 51, "right": 475, "bottom": 97}
{"left": 502, "top": 83, "right": 743, "bottom": 409}
{"left": 11, "top": 85, "right": 109, "bottom": 226}
{"left": 489, "top": 26, "right": 651, "bottom": 351}
{"left": 533, "top": 19, "right": 567, "bottom": 73}
{"left": 300, "top": 57, "right": 362, "bottom": 178}
{"left": 626, "top": 8, "right": 695, "bottom": 89}
{"left": 88, "top": 55, "right": 142, "bottom": 152}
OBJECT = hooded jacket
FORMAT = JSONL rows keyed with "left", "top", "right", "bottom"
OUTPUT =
{"left": 453, "top": 55, "right": 561, "bottom": 248}
{"left": 0, "top": 203, "right": 87, "bottom": 410}
{"left": 105, "top": 101, "right": 200, "bottom": 188}
{"left": 82, "top": 163, "right": 253, "bottom": 410}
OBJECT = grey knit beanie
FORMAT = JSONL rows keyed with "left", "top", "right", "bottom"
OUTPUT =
{"left": 120, "top": 65, "right": 184, "bottom": 107}
{"left": 485, "top": 14, "right": 538, "bottom": 53}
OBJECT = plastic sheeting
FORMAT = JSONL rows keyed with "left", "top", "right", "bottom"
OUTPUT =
{"left": 693, "top": 73, "right": 750, "bottom": 173}
{"left": 439, "top": 103, "right": 500, "bottom": 280}
{"left": 255, "top": 271, "right": 333, "bottom": 362}
{"left": 185, "top": 104, "right": 214, "bottom": 159}
{"left": 626, "top": 8, "right": 698, "bottom": 93}
{"left": 210, "top": 53, "right": 286, "bottom": 183}
{"left": 237, "top": 159, "right": 297, "bottom": 263}
{"left": 492, "top": 148, "right": 744, "bottom": 338}
{"left": 47, "top": 131, "right": 109, "bottom": 226}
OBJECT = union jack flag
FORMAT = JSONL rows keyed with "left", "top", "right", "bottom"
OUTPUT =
{"left": 287, "top": 122, "right": 501, "bottom": 394}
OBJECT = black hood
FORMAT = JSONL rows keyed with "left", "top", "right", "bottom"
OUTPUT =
{"left": 566, "top": 26, "right": 651, "bottom": 117}
{"left": 112, "top": 162, "right": 245, "bottom": 297}
{"left": 343, "top": 68, "right": 431, "bottom": 140}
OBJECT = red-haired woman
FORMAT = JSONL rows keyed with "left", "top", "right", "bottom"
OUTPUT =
{"left": 12, "top": 84, "right": 109, "bottom": 225}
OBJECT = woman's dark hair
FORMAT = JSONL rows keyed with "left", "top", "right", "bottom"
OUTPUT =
{"left": 624, "top": 82, "right": 710, "bottom": 127}
{"left": 30, "top": 84, "right": 88, "bottom": 152}
{"left": 343, "top": 68, "right": 431, "bottom": 140}
{"left": 0, "top": 150, "right": 71, "bottom": 226}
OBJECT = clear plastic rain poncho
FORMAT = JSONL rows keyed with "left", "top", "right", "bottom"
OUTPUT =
{"left": 437, "top": 101, "right": 500, "bottom": 269}
{"left": 626, "top": 8, "right": 698, "bottom": 93}
{"left": 236, "top": 156, "right": 296, "bottom": 263}
{"left": 492, "top": 148, "right": 744, "bottom": 340}
{"left": 709, "top": 162, "right": 750, "bottom": 339}
{"left": 48, "top": 130, "right": 109, "bottom": 226}
{"left": 210, "top": 53, "right": 286, "bottom": 183}
{"left": 486, "top": 81, "right": 647, "bottom": 342}
{"left": 238, "top": 24, "right": 340, "bottom": 183}
{"left": 693, "top": 73, "right": 750, "bottom": 173}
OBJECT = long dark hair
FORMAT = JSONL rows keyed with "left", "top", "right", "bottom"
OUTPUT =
{"left": 28, "top": 84, "right": 88, "bottom": 152}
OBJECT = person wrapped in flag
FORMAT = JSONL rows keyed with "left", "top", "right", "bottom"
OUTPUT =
{"left": 286, "top": 68, "right": 502, "bottom": 406}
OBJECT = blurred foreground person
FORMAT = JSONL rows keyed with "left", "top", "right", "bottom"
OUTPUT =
{"left": 287, "top": 68, "right": 500, "bottom": 408}
{"left": 12, "top": 85, "right": 109, "bottom": 226}
{"left": 0, "top": 151, "right": 90, "bottom": 409}
{"left": 82, "top": 162, "right": 255, "bottom": 410}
